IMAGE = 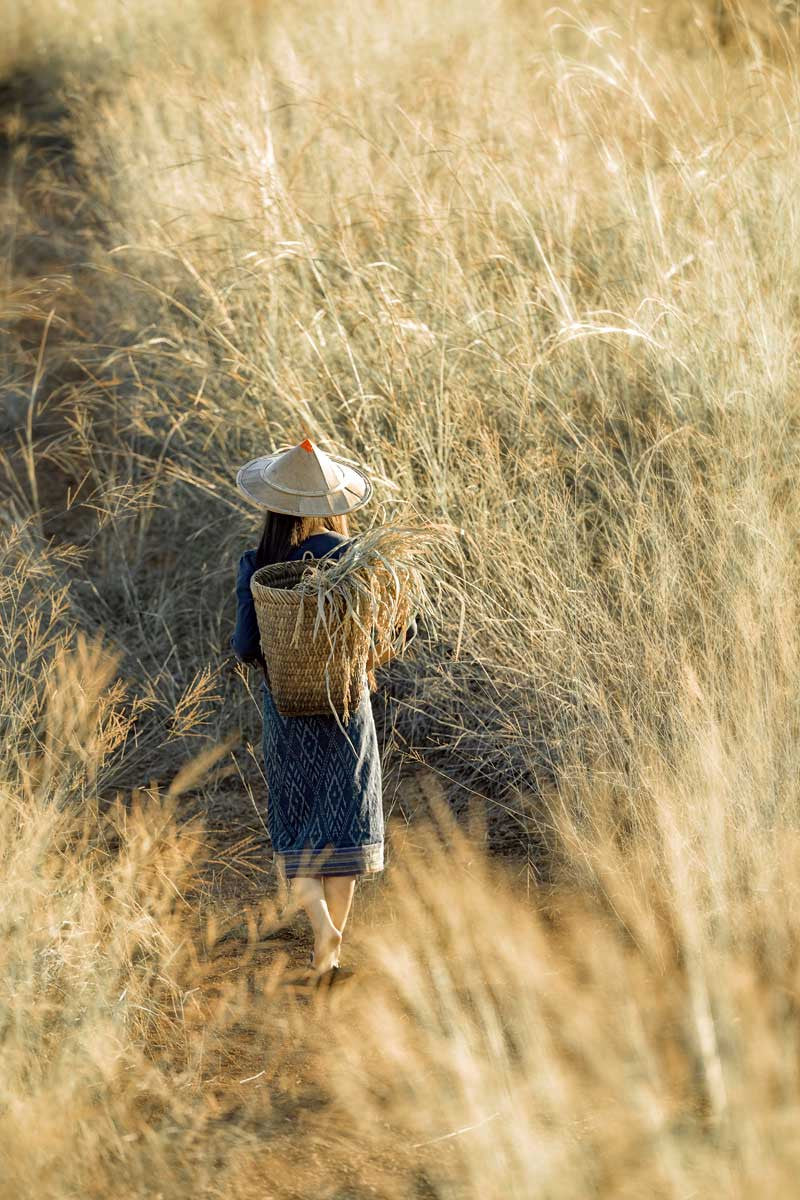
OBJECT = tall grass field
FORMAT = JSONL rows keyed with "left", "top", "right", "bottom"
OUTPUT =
{"left": 3, "top": 1, "right": 800, "bottom": 1195}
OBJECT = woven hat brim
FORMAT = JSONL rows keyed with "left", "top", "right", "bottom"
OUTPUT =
{"left": 235, "top": 454, "right": 373, "bottom": 516}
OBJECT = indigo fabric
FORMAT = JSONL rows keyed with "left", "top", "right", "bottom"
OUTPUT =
{"left": 231, "top": 530, "right": 384, "bottom": 877}
{"left": 261, "top": 678, "right": 384, "bottom": 876}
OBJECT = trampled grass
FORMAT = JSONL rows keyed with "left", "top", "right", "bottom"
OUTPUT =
{"left": 3, "top": 0, "right": 800, "bottom": 1195}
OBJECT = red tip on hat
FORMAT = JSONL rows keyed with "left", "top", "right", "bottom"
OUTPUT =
{"left": 299, "top": 438, "right": 314, "bottom": 453}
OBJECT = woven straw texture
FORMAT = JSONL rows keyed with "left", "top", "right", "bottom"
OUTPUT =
{"left": 250, "top": 561, "right": 371, "bottom": 719}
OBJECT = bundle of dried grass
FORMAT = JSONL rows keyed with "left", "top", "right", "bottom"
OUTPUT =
{"left": 251, "top": 524, "right": 450, "bottom": 723}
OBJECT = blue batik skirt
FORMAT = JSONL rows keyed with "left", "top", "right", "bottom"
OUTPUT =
{"left": 260, "top": 678, "right": 384, "bottom": 878}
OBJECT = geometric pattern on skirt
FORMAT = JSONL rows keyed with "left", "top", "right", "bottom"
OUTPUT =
{"left": 260, "top": 676, "right": 385, "bottom": 878}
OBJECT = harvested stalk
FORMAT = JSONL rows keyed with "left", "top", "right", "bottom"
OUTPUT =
{"left": 251, "top": 524, "right": 449, "bottom": 722}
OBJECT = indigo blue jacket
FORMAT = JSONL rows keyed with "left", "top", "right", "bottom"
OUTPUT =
{"left": 230, "top": 531, "right": 350, "bottom": 666}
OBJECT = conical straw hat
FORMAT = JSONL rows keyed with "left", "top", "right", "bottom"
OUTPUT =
{"left": 235, "top": 438, "right": 373, "bottom": 516}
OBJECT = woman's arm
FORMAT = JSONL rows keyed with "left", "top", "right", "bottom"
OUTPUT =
{"left": 230, "top": 551, "right": 265, "bottom": 667}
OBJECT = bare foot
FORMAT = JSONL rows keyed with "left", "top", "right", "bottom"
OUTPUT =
{"left": 313, "top": 927, "right": 342, "bottom": 975}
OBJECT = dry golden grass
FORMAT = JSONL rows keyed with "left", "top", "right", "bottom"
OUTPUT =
{"left": 3, "top": 0, "right": 800, "bottom": 1195}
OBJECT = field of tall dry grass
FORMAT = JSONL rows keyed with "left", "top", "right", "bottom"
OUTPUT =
{"left": 4, "top": 0, "right": 800, "bottom": 1195}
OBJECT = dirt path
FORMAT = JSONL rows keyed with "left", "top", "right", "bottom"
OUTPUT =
{"left": 0, "top": 59, "right": 395, "bottom": 985}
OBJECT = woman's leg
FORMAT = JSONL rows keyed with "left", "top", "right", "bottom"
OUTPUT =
{"left": 323, "top": 875, "right": 356, "bottom": 936}
{"left": 290, "top": 875, "right": 341, "bottom": 973}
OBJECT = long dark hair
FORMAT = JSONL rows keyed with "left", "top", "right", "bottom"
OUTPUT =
{"left": 254, "top": 511, "right": 349, "bottom": 569}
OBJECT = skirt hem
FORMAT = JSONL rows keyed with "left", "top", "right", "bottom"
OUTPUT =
{"left": 278, "top": 841, "right": 384, "bottom": 878}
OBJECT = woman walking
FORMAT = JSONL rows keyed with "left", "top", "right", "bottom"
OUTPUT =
{"left": 230, "top": 438, "right": 398, "bottom": 983}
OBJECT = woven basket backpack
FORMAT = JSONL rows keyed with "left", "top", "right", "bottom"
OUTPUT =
{"left": 250, "top": 560, "right": 374, "bottom": 720}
